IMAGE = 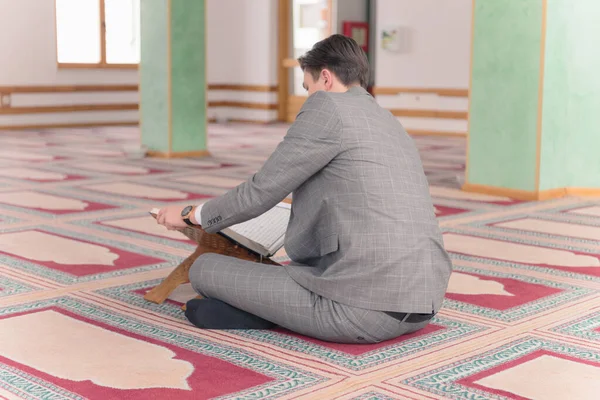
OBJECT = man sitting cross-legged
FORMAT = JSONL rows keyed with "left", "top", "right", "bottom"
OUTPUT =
{"left": 156, "top": 34, "right": 452, "bottom": 344}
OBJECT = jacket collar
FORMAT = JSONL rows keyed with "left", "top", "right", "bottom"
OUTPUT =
{"left": 346, "top": 85, "right": 370, "bottom": 96}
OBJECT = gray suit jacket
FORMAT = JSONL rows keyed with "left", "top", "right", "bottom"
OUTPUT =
{"left": 200, "top": 86, "right": 452, "bottom": 314}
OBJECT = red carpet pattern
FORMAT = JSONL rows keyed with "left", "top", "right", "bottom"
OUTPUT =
{"left": 0, "top": 124, "right": 599, "bottom": 399}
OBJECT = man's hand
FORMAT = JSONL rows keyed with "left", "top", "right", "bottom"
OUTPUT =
{"left": 156, "top": 205, "right": 188, "bottom": 230}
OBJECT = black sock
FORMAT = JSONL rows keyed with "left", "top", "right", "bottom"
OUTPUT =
{"left": 184, "top": 298, "right": 276, "bottom": 330}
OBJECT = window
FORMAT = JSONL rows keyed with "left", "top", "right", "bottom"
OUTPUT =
{"left": 55, "top": 0, "right": 140, "bottom": 68}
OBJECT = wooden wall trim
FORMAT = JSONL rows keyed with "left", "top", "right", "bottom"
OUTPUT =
{"left": 391, "top": 109, "right": 468, "bottom": 120}
{"left": 208, "top": 117, "right": 275, "bottom": 125}
{"left": 0, "top": 121, "right": 138, "bottom": 131}
{"left": 1, "top": 95, "right": 277, "bottom": 113}
{"left": 462, "top": 183, "right": 540, "bottom": 201}
{"left": 208, "top": 101, "right": 277, "bottom": 110}
{"left": 99, "top": 0, "right": 107, "bottom": 65}
{"left": 208, "top": 84, "right": 277, "bottom": 92}
{"left": 407, "top": 129, "right": 467, "bottom": 137}
{"left": 146, "top": 150, "right": 211, "bottom": 159}
{"left": 277, "top": 0, "right": 291, "bottom": 121}
{"left": 534, "top": 0, "right": 548, "bottom": 192}
{"left": 372, "top": 87, "right": 469, "bottom": 97}
{"left": 465, "top": 0, "right": 477, "bottom": 186}
{"left": 282, "top": 58, "right": 299, "bottom": 68}
{"left": 0, "top": 104, "right": 138, "bottom": 115}
{"left": 462, "top": 183, "right": 600, "bottom": 201}
{"left": 0, "top": 85, "right": 138, "bottom": 94}
{"left": 57, "top": 63, "right": 138, "bottom": 70}
{"left": 564, "top": 187, "right": 600, "bottom": 198}
{"left": 0, "top": 84, "right": 278, "bottom": 94}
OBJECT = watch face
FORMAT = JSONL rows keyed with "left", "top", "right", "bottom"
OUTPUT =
{"left": 181, "top": 205, "right": 193, "bottom": 217}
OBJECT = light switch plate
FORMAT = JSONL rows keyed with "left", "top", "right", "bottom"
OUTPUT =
{"left": 0, "top": 94, "right": 11, "bottom": 107}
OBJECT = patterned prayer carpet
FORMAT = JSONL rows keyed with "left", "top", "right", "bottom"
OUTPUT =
{"left": 0, "top": 124, "right": 599, "bottom": 399}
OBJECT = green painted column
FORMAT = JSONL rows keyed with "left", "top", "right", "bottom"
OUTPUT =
{"left": 140, "top": 0, "right": 208, "bottom": 158}
{"left": 465, "top": 0, "right": 600, "bottom": 199}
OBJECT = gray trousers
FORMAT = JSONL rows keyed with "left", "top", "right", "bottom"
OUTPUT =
{"left": 189, "top": 253, "right": 430, "bottom": 344}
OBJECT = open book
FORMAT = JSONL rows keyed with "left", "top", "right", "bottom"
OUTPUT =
{"left": 150, "top": 202, "right": 291, "bottom": 257}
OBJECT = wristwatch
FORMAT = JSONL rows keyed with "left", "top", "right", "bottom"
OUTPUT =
{"left": 180, "top": 205, "right": 197, "bottom": 226}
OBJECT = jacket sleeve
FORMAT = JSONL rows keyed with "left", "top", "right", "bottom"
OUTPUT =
{"left": 199, "top": 90, "right": 342, "bottom": 233}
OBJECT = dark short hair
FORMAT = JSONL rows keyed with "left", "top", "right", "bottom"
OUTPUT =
{"left": 298, "top": 34, "right": 369, "bottom": 89}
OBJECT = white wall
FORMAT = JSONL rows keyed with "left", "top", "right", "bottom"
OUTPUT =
{"left": 206, "top": 0, "right": 278, "bottom": 122}
{"left": 0, "top": 0, "right": 138, "bottom": 86}
{"left": 374, "top": 0, "right": 472, "bottom": 88}
{"left": 0, "top": 0, "right": 139, "bottom": 128}
{"left": 206, "top": 0, "right": 277, "bottom": 86}
{"left": 0, "top": 0, "right": 280, "bottom": 127}
{"left": 374, "top": 0, "right": 472, "bottom": 135}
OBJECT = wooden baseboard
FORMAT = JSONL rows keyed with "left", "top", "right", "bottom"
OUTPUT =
{"left": 208, "top": 84, "right": 277, "bottom": 92}
{"left": 0, "top": 121, "right": 138, "bottom": 131}
{"left": 0, "top": 85, "right": 137, "bottom": 93}
{"left": 0, "top": 84, "right": 277, "bottom": 94}
{"left": 0, "top": 103, "right": 138, "bottom": 115}
{"left": 146, "top": 150, "right": 210, "bottom": 159}
{"left": 536, "top": 188, "right": 569, "bottom": 201}
{"left": 208, "top": 118, "right": 277, "bottom": 125}
{"left": 462, "top": 183, "right": 600, "bottom": 201}
{"left": 408, "top": 129, "right": 467, "bottom": 137}
{"left": 563, "top": 187, "right": 600, "bottom": 197}
{"left": 462, "top": 183, "right": 539, "bottom": 200}
{"left": 391, "top": 109, "right": 467, "bottom": 120}
{"left": 373, "top": 87, "right": 469, "bottom": 97}
{"left": 208, "top": 101, "right": 277, "bottom": 110}
{"left": 229, "top": 118, "right": 277, "bottom": 125}
{"left": 57, "top": 63, "right": 138, "bottom": 70}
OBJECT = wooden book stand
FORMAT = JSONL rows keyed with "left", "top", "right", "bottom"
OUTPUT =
{"left": 143, "top": 222, "right": 280, "bottom": 306}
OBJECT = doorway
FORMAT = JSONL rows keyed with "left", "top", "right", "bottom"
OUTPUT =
{"left": 277, "top": 0, "right": 333, "bottom": 123}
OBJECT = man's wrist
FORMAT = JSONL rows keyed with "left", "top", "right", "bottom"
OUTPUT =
{"left": 189, "top": 207, "right": 200, "bottom": 225}
{"left": 193, "top": 204, "right": 204, "bottom": 227}
{"left": 180, "top": 205, "right": 200, "bottom": 226}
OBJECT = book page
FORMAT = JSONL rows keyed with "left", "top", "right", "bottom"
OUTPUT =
{"left": 226, "top": 204, "right": 290, "bottom": 253}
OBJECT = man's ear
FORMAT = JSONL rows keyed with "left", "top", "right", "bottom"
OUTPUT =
{"left": 321, "top": 69, "right": 334, "bottom": 90}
